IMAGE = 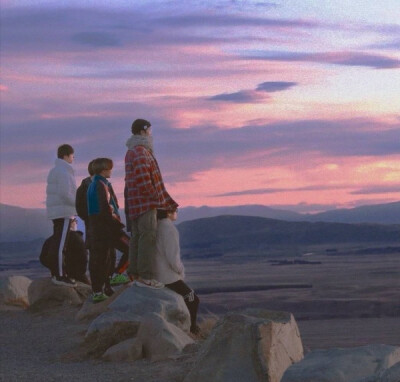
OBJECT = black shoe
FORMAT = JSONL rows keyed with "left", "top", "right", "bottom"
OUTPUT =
{"left": 52, "top": 276, "right": 77, "bottom": 287}
{"left": 104, "top": 286, "right": 115, "bottom": 297}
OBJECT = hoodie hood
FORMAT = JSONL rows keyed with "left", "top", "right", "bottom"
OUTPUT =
{"left": 125, "top": 134, "right": 154, "bottom": 152}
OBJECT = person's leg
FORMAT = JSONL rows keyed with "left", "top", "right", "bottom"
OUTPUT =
{"left": 128, "top": 219, "right": 139, "bottom": 278}
{"left": 136, "top": 209, "right": 157, "bottom": 280}
{"left": 50, "top": 218, "right": 72, "bottom": 278}
{"left": 166, "top": 280, "right": 200, "bottom": 333}
{"left": 89, "top": 225, "right": 109, "bottom": 293}
{"left": 112, "top": 232, "right": 130, "bottom": 274}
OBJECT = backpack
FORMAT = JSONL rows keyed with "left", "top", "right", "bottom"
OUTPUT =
{"left": 76, "top": 177, "right": 91, "bottom": 221}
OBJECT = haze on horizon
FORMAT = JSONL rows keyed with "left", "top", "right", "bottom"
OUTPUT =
{"left": 1, "top": 0, "right": 399, "bottom": 213}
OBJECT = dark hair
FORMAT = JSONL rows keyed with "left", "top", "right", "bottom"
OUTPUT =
{"left": 157, "top": 208, "right": 177, "bottom": 220}
{"left": 88, "top": 160, "right": 95, "bottom": 176}
{"left": 157, "top": 209, "right": 168, "bottom": 220}
{"left": 57, "top": 144, "right": 74, "bottom": 159}
{"left": 92, "top": 158, "right": 113, "bottom": 175}
{"left": 131, "top": 119, "right": 151, "bottom": 135}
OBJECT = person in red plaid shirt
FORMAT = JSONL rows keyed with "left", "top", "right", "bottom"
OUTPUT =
{"left": 125, "top": 119, "right": 178, "bottom": 288}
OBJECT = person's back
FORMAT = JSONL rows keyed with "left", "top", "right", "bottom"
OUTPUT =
{"left": 45, "top": 144, "right": 77, "bottom": 287}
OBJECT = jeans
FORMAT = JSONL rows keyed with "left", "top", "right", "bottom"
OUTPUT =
{"left": 128, "top": 209, "right": 157, "bottom": 280}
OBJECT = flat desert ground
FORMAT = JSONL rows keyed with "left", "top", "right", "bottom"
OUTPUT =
{"left": 0, "top": 250, "right": 399, "bottom": 381}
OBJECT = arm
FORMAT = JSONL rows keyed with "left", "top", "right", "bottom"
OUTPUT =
{"left": 57, "top": 171, "right": 76, "bottom": 207}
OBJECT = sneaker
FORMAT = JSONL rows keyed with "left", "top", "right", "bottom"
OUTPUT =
{"left": 110, "top": 273, "right": 130, "bottom": 286}
{"left": 135, "top": 278, "right": 164, "bottom": 289}
{"left": 52, "top": 276, "right": 77, "bottom": 287}
{"left": 92, "top": 292, "right": 108, "bottom": 304}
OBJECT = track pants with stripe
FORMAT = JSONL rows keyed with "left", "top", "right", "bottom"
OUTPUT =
{"left": 49, "top": 218, "right": 72, "bottom": 277}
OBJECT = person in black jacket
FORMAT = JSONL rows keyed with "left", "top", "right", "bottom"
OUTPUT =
{"left": 76, "top": 160, "right": 128, "bottom": 288}
{"left": 87, "top": 158, "right": 130, "bottom": 303}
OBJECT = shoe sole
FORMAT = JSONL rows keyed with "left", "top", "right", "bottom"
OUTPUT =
{"left": 52, "top": 279, "right": 77, "bottom": 288}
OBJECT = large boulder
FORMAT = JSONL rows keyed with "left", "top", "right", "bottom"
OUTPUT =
{"left": 83, "top": 284, "right": 193, "bottom": 361}
{"left": 28, "top": 277, "right": 91, "bottom": 311}
{"left": 184, "top": 310, "right": 303, "bottom": 382}
{"left": 281, "top": 344, "right": 400, "bottom": 382}
{"left": 86, "top": 284, "right": 190, "bottom": 335}
{"left": 0, "top": 275, "right": 32, "bottom": 309}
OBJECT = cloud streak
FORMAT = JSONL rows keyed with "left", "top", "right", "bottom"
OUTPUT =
{"left": 242, "top": 51, "right": 400, "bottom": 69}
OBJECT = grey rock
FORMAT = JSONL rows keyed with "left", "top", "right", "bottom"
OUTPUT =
{"left": 102, "top": 337, "right": 143, "bottom": 362}
{"left": 281, "top": 344, "right": 400, "bottom": 382}
{"left": 27, "top": 277, "right": 91, "bottom": 311}
{"left": 137, "top": 313, "right": 194, "bottom": 362}
{"left": 184, "top": 310, "right": 303, "bottom": 382}
{"left": 0, "top": 275, "right": 32, "bottom": 309}
{"left": 379, "top": 361, "right": 400, "bottom": 382}
{"left": 87, "top": 284, "right": 190, "bottom": 335}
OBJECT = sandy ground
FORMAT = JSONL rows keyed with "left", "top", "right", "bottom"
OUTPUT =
{"left": 0, "top": 305, "right": 198, "bottom": 382}
{"left": 1, "top": 303, "right": 399, "bottom": 382}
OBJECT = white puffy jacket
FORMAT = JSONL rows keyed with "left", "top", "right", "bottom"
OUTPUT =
{"left": 46, "top": 158, "right": 77, "bottom": 219}
{"left": 154, "top": 218, "right": 185, "bottom": 285}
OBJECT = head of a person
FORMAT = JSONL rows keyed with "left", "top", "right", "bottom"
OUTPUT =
{"left": 92, "top": 157, "right": 113, "bottom": 178}
{"left": 131, "top": 119, "right": 151, "bottom": 136}
{"left": 157, "top": 208, "right": 178, "bottom": 221}
{"left": 88, "top": 160, "right": 95, "bottom": 177}
{"left": 57, "top": 144, "right": 74, "bottom": 164}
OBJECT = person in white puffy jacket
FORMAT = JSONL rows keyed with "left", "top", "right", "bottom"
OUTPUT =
{"left": 153, "top": 208, "right": 200, "bottom": 335}
{"left": 45, "top": 144, "right": 77, "bottom": 287}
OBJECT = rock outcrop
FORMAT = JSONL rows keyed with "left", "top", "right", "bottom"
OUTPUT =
{"left": 81, "top": 284, "right": 194, "bottom": 361}
{"left": 0, "top": 275, "right": 32, "bottom": 309}
{"left": 184, "top": 310, "right": 303, "bottom": 382}
{"left": 281, "top": 344, "right": 400, "bottom": 382}
{"left": 28, "top": 277, "right": 91, "bottom": 311}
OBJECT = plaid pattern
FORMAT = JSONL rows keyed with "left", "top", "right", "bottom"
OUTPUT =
{"left": 125, "top": 145, "right": 178, "bottom": 220}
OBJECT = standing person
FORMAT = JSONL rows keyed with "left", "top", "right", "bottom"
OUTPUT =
{"left": 125, "top": 118, "right": 178, "bottom": 288}
{"left": 87, "top": 158, "right": 129, "bottom": 303}
{"left": 154, "top": 209, "right": 200, "bottom": 335}
{"left": 76, "top": 160, "right": 129, "bottom": 285}
{"left": 46, "top": 144, "right": 77, "bottom": 287}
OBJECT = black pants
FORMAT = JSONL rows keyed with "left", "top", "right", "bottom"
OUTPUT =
{"left": 49, "top": 218, "right": 72, "bottom": 277}
{"left": 166, "top": 280, "right": 199, "bottom": 333}
{"left": 89, "top": 222, "right": 129, "bottom": 293}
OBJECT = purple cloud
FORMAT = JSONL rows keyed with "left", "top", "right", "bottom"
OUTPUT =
{"left": 208, "top": 90, "right": 267, "bottom": 103}
{"left": 214, "top": 184, "right": 350, "bottom": 197}
{"left": 351, "top": 185, "right": 400, "bottom": 195}
{"left": 256, "top": 81, "right": 297, "bottom": 92}
{"left": 243, "top": 51, "right": 400, "bottom": 69}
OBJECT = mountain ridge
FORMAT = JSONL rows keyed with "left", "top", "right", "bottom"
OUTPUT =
{"left": 1, "top": 201, "right": 399, "bottom": 242}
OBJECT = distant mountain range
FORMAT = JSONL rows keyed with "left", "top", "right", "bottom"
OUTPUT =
{"left": 178, "top": 215, "right": 400, "bottom": 255}
{"left": 1, "top": 201, "right": 399, "bottom": 242}
{"left": 177, "top": 202, "right": 400, "bottom": 225}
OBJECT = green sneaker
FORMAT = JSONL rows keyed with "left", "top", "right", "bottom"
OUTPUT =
{"left": 110, "top": 273, "right": 130, "bottom": 286}
{"left": 92, "top": 292, "right": 108, "bottom": 304}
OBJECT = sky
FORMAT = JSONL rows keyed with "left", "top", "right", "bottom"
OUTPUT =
{"left": 0, "top": 0, "right": 399, "bottom": 213}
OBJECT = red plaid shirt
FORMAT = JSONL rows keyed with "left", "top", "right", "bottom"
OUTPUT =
{"left": 125, "top": 145, "right": 178, "bottom": 220}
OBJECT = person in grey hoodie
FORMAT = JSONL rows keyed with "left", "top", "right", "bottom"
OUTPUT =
{"left": 46, "top": 144, "right": 77, "bottom": 287}
{"left": 154, "top": 208, "right": 200, "bottom": 335}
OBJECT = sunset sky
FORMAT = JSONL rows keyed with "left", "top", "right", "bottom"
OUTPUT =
{"left": 1, "top": 0, "right": 399, "bottom": 213}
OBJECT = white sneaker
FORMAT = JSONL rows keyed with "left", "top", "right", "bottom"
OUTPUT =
{"left": 135, "top": 278, "right": 164, "bottom": 289}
